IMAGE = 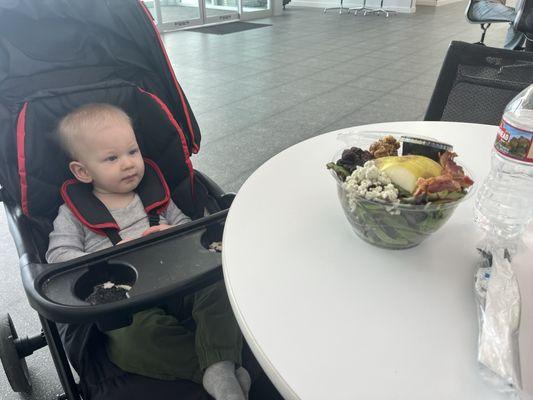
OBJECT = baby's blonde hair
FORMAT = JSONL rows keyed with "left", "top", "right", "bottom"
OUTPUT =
{"left": 57, "top": 103, "right": 132, "bottom": 160}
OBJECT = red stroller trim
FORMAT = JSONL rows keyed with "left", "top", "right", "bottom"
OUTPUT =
{"left": 60, "top": 180, "right": 120, "bottom": 235}
{"left": 138, "top": 0, "right": 200, "bottom": 154}
{"left": 60, "top": 158, "right": 171, "bottom": 236}
{"left": 142, "top": 158, "right": 171, "bottom": 215}
{"left": 137, "top": 87, "right": 196, "bottom": 196}
{"left": 16, "top": 102, "right": 29, "bottom": 215}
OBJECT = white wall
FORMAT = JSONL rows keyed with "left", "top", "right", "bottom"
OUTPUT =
{"left": 289, "top": 0, "right": 416, "bottom": 13}
{"left": 272, "top": 0, "right": 284, "bottom": 15}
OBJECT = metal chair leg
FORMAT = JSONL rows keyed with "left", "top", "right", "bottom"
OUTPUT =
{"left": 324, "top": 0, "right": 349, "bottom": 14}
{"left": 480, "top": 23, "right": 491, "bottom": 44}
{"left": 364, "top": 0, "right": 396, "bottom": 17}
{"left": 349, "top": 0, "right": 370, "bottom": 15}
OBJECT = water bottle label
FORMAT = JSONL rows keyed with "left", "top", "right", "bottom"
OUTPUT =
{"left": 495, "top": 119, "right": 533, "bottom": 163}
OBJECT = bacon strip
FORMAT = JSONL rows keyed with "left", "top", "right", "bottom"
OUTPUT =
{"left": 414, "top": 151, "right": 474, "bottom": 197}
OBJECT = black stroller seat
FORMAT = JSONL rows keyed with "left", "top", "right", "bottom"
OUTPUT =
{"left": 11, "top": 81, "right": 199, "bottom": 219}
{"left": 0, "top": 1, "right": 280, "bottom": 399}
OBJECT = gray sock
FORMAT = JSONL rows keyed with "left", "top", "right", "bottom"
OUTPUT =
{"left": 203, "top": 361, "right": 245, "bottom": 400}
{"left": 235, "top": 367, "right": 251, "bottom": 399}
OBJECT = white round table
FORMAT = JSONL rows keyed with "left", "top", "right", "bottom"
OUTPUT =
{"left": 222, "top": 121, "right": 518, "bottom": 400}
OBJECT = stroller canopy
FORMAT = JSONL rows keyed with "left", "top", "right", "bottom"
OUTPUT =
{"left": 0, "top": 0, "right": 201, "bottom": 218}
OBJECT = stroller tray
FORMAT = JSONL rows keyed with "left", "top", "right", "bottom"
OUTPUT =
{"left": 22, "top": 211, "right": 227, "bottom": 329}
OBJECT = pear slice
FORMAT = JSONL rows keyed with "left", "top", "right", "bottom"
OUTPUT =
{"left": 374, "top": 155, "right": 442, "bottom": 193}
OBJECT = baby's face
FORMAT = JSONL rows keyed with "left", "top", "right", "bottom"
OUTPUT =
{"left": 75, "top": 118, "right": 145, "bottom": 196}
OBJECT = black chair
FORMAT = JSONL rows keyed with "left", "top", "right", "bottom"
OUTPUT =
{"left": 424, "top": 41, "right": 533, "bottom": 125}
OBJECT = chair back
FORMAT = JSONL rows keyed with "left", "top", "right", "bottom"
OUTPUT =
{"left": 424, "top": 41, "right": 533, "bottom": 125}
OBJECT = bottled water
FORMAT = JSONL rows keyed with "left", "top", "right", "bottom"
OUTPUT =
{"left": 473, "top": 86, "right": 533, "bottom": 396}
{"left": 474, "top": 84, "right": 533, "bottom": 242}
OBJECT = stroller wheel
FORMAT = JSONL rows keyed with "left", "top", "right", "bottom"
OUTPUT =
{"left": 0, "top": 313, "right": 32, "bottom": 393}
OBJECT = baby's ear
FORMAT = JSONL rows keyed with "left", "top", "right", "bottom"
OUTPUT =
{"left": 69, "top": 161, "right": 93, "bottom": 183}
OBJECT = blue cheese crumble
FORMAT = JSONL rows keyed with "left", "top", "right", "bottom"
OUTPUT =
{"left": 343, "top": 160, "right": 399, "bottom": 209}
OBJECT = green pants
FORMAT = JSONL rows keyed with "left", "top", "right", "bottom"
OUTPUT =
{"left": 105, "top": 281, "right": 242, "bottom": 383}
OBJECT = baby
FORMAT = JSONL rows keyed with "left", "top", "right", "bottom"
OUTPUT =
{"left": 46, "top": 103, "right": 250, "bottom": 400}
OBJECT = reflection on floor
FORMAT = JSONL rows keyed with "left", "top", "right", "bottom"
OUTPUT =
{"left": 0, "top": 3, "right": 510, "bottom": 398}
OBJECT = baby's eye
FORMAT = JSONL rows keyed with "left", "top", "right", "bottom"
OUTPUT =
{"left": 129, "top": 148, "right": 139, "bottom": 155}
{"left": 105, "top": 155, "right": 117, "bottom": 162}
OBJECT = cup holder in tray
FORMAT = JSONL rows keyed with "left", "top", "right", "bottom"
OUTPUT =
{"left": 200, "top": 222, "right": 223, "bottom": 251}
{"left": 74, "top": 260, "right": 138, "bottom": 303}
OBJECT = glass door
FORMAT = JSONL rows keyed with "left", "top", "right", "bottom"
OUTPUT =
{"left": 203, "top": 0, "right": 239, "bottom": 24}
{"left": 240, "top": 0, "right": 271, "bottom": 20}
{"left": 144, "top": 0, "right": 270, "bottom": 31}
{"left": 147, "top": 0, "right": 203, "bottom": 30}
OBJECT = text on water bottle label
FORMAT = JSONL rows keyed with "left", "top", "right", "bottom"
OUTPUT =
{"left": 495, "top": 119, "right": 533, "bottom": 163}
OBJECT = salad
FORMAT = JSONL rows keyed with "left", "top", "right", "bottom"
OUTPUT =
{"left": 327, "top": 134, "right": 475, "bottom": 249}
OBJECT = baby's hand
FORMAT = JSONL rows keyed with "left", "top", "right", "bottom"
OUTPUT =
{"left": 142, "top": 224, "right": 174, "bottom": 237}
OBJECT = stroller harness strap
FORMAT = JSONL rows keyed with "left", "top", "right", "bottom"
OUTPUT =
{"left": 60, "top": 158, "right": 170, "bottom": 245}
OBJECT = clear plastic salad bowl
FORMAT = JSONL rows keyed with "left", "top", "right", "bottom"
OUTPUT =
{"left": 330, "top": 131, "right": 475, "bottom": 250}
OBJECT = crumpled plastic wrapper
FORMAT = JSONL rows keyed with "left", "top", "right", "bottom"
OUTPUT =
{"left": 475, "top": 245, "right": 521, "bottom": 395}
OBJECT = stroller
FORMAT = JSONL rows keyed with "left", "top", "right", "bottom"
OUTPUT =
{"left": 0, "top": 1, "right": 280, "bottom": 399}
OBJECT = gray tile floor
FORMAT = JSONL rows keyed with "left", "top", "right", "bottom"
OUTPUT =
{"left": 0, "top": 2, "right": 510, "bottom": 398}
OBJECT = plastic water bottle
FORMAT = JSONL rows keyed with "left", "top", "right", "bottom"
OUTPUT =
{"left": 474, "top": 84, "right": 533, "bottom": 243}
